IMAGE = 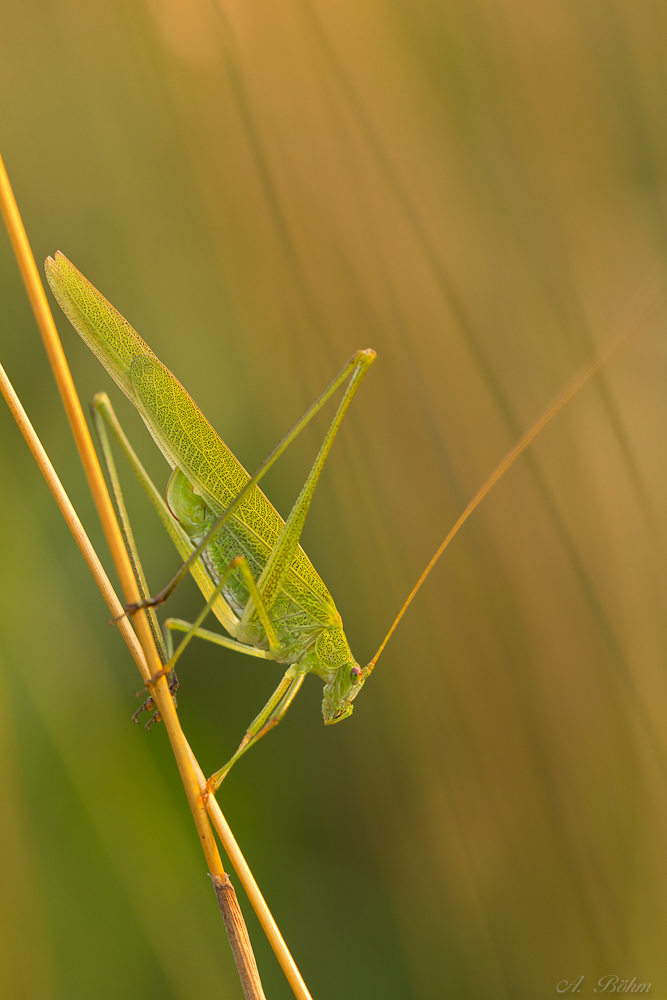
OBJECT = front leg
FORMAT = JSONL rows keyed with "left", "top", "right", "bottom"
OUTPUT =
{"left": 207, "top": 667, "right": 307, "bottom": 792}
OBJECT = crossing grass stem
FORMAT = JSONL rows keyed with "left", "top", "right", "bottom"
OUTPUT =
{"left": 0, "top": 148, "right": 312, "bottom": 1000}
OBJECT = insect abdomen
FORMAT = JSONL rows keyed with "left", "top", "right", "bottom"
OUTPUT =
{"left": 168, "top": 467, "right": 338, "bottom": 660}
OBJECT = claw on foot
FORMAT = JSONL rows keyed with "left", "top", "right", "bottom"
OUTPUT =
{"left": 131, "top": 672, "right": 178, "bottom": 727}
{"left": 132, "top": 694, "right": 154, "bottom": 724}
{"left": 205, "top": 769, "right": 227, "bottom": 796}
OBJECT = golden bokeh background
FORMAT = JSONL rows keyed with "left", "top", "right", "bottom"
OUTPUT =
{"left": 2, "top": 2, "right": 667, "bottom": 997}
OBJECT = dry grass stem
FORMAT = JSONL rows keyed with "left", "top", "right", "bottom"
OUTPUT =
{"left": 188, "top": 743, "right": 315, "bottom": 1000}
{"left": 0, "top": 146, "right": 223, "bottom": 877}
{"left": 212, "top": 875, "right": 267, "bottom": 1000}
{"left": 0, "top": 359, "right": 269, "bottom": 1000}
{"left": 0, "top": 150, "right": 311, "bottom": 1000}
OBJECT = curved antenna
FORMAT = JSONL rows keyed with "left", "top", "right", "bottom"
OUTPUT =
{"left": 364, "top": 314, "right": 658, "bottom": 676}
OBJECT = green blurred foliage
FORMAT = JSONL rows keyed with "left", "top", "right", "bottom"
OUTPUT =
{"left": 2, "top": 1, "right": 667, "bottom": 997}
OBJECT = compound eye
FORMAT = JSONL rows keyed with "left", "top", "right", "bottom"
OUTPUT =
{"left": 349, "top": 666, "right": 362, "bottom": 684}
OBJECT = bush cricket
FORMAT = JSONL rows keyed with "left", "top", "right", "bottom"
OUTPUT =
{"left": 45, "top": 250, "right": 632, "bottom": 792}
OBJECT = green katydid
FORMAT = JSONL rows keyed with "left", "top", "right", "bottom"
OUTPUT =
{"left": 45, "top": 251, "right": 381, "bottom": 787}
{"left": 44, "top": 251, "right": 626, "bottom": 790}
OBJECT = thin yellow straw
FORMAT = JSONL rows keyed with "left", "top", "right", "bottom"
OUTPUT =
{"left": 0, "top": 360, "right": 148, "bottom": 674}
{"left": 0, "top": 150, "right": 313, "bottom": 1000}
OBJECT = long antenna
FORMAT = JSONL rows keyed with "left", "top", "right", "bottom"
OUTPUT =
{"left": 365, "top": 313, "right": 659, "bottom": 674}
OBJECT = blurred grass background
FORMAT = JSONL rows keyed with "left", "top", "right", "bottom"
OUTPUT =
{"left": 2, "top": 1, "right": 667, "bottom": 997}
